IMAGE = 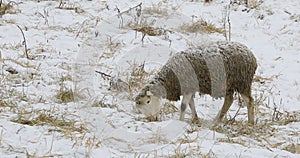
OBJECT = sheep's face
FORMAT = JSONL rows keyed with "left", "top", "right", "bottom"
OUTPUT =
{"left": 135, "top": 91, "right": 161, "bottom": 117}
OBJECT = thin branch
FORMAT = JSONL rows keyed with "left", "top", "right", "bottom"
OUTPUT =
{"left": 227, "top": 5, "right": 231, "bottom": 41}
{"left": 58, "top": 0, "right": 63, "bottom": 8}
{"left": 115, "top": 2, "right": 142, "bottom": 28}
{"left": 229, "top": 105, "right": 241, "bottom": 124}
{"left": 117, "top": 2, "right": 142, "bottom": 16}
{"left": 16, "top": 25, "right": 29, "bottom": 59}
{"left": 223, "top": 4, "right": 231, "bottom": 41}
{"left": 95, "top": 70, "right": 111, "bottom": 80}
{"left": 75, "top": 19, "right": 89, "bottom": 39}
{"left": 7, "top": 1, "right": 18, "bottom": 6}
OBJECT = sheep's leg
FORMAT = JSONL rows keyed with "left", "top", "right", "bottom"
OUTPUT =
{"left": 180, "top": 93, "right": 193, "bottom": 121}
{"left": 214, "top": 92, "right": 234, "bottom": 123}
{"left": 241, "top": 94, "right": 255, "bottom": 125}
{"left": 189, "top": 95, "right": 199, "bottom": 124}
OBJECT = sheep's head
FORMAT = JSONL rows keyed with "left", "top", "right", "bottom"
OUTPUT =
{"left": 135, "top": 89, "right": 161, "bottom": 120}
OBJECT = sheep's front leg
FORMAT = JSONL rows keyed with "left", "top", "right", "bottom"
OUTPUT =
{"left": 180, "top": 93, "right": 193, "bottom": 121}
{"left": 189, "top": 95, "right": 199, "bottom": 124}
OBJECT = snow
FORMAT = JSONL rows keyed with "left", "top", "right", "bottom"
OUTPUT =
{"left": 0, "top": 0, "right": 300, "bottom": 157}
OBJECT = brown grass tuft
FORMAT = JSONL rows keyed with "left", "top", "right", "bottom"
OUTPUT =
{"left": 56, "top": 87, "right": 74, "bottom": 103}
{"left": 179, "top": 18, "right": 225, "bottom": 34}
{"left": 0, "top": 2, "right": 13, "bottom": 15}
{"left": 284, "top": 143, "right": 300, "bottom": 154}
{"left": 127, "top": 62, "right": 150, "bottom": 93}
{"left": 11, "top": 112, "right": 87, "bottom": 134}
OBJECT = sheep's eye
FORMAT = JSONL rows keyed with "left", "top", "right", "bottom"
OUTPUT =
{"left": 147, "top": 100, "right": 150, "bottom": 104}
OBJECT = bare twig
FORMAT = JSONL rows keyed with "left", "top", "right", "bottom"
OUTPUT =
{"left": 115, "top": 2, "right": 142, "bottom": 28}
{"left": 229, "top": 105, "right": 241, "bottom": 124}
{"left": 7, "top": 1, "right": 18, "bottom": 6}
{"left": 222, "top": 4, "right": 231, "bottom": 41}
{"left": 95, "top": 70, "right": 112, "bottom": 80}
{"left": 114, "top": 6, "right": 123, "bottom": 28}
{"left": 284, "top": 10, "right": 292, "bottom": 15}
{"left": 16, "top": 25, "right": 29, "bottom": 59}
{"left": 58, "top": 0, "right": 63, "bottom": 8}
{"left": 75, "top": 19, "right": 89, "bottom": 39}
{"left": 227, "top": 7, "right": 231, "bottom": 41}
{"left": 117, "top": 2, "right": 142, "bottom": 16}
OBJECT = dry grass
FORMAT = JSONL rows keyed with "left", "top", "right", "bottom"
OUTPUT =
{"left": 11, "top": 111, "right": 87, "bottom": 134}
{"left": 206, "top": 70, "right": 300, "bottom": 153}
{"left": 92, "top": 97, "right": 116, "bottom": 108}
{"left": 99, "top": 35, "right": 123, "bottom": 59}
{"left": 253, "top": 75, "right": 273, "bottom": 84}
{"left": 0, "top": 1, "right": 18, "bottom": 16}
{"left": 127, "top": 62, "right": 150, "bottom": 94}
{"left": 55, "top": 86, "right": 74, "bottom": 103}
{"left": 161, "top": 102, "right": 179, "bottom": 115}
{"left": 57, "top": 1, "right": 84, "bottom": 13}
{"left": 143, "top": 2, "right": 169, "bottom": 17}
{"left": 179, "top": 18, "right": 225, "bottom": 34}
{"left": 133, "top": 26, "right": 166, "bottom": 37}
{"left": 0, "top": 100, "right": 8, "bottom": 107}
{"left": 284, "top": 143, "right": 300, "bottom": 154}
{"left": 55, "top": 76, "right": 77, "bottom": 103}
{"left": 246, "top": 0, "right": 262, "bottom": 9}
{"left": 127, "top": 19, "right": 170, "bottom": 44}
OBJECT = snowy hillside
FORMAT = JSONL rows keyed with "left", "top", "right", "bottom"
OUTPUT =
{"left": 0, "top": 0, "right": 299, "bottom": 157}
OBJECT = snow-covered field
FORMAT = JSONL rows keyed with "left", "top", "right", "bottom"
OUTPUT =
{"left": 0, "top": 0, "right": 300, "bottom": 157}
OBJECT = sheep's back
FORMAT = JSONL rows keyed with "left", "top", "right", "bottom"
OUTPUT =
{"left": 185, "top": 41, "right": 257, "bottom": 97}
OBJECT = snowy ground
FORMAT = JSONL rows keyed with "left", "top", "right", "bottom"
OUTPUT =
{"left": 0, "top": 0, "right": 300, "bottom": 157}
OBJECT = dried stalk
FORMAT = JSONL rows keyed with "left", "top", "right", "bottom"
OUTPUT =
{"left": 115, "top": 2, "right": 142, "bottom": 28}
{"left": 16, "top": 25, "right": 29, "bottom": 59}
{"left": 223, "top": 5, "right": 231, "bottom": 41}
{"left": 95, "top": 70, "right": 112, "bottom": 80}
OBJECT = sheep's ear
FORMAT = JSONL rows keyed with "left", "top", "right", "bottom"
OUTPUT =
{"left": 146, "top": 91, "right": 153, "bottom": 96}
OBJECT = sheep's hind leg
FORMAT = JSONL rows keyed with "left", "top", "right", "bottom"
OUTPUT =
{"left": 180, "top": 93, "right": 193, "bottom": 121}
{"left": 241, "top": 94, "right": 255, "bottom": 125}
{"left": 189, "top": 95, "right": 199, "bottom": 124}
{"left": 214, "top": 92, "right": 234, "bottom": 124}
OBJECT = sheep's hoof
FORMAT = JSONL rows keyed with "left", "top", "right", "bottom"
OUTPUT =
{"left": 248, "top": 121, "right": 255, "bottom": 126}
{"left": 192, "top": 117, "right": 201, "bottom": 126}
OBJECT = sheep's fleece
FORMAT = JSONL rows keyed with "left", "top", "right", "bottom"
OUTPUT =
{"left": 136, "top": 41, "right": 257, "bottom": 102}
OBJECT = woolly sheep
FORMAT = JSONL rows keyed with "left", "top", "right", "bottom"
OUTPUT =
{"left": 135, "top": 41, "right": 257, "bottom": 125}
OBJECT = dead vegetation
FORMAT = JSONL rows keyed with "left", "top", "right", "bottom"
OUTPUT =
{"left": 56, "top": 87, "right": 74, "bottom": 103}
{"left": 92, "top": 96, "right": 117, "bottom": 108}
{"left": 132, "top": 26, "right": 167, "bottom": 42}
{"left": 143, "top": 2, "right": 169, "bottom": 17}
{"left": 105, "top": 62, "right": 151, "bottom": 98}
{"left": 11, "top": 111, "right": 87, "bottom": 135}
{"left": 179, "top": 18, "right": 225, "bottom": 34}
{"left": 0, "top": 0, "right": 299, "bottom": 157}
{"left": 0, "top": 0, "right": 18, "bottom": 16}
{"left": 210, "top": 73, "right": 300, "bottom": 154}
{"left": 100, "top": 35, "right": 123, "bottom": 59}
{"left": 284, "top": 143, "right": 300, "bottom": 154}
{"left": 55, "top": 76, "right": 75, "bottom": 103}
{"left": 127, "top": 62, "right": 154, "bottom": 96}
{"left": 57, "top": 0, "right": 84, "bottom": 13}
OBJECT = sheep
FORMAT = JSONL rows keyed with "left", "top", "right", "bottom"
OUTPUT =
{"left": 135, "top": 41, "right": 257, "bottom": 125}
